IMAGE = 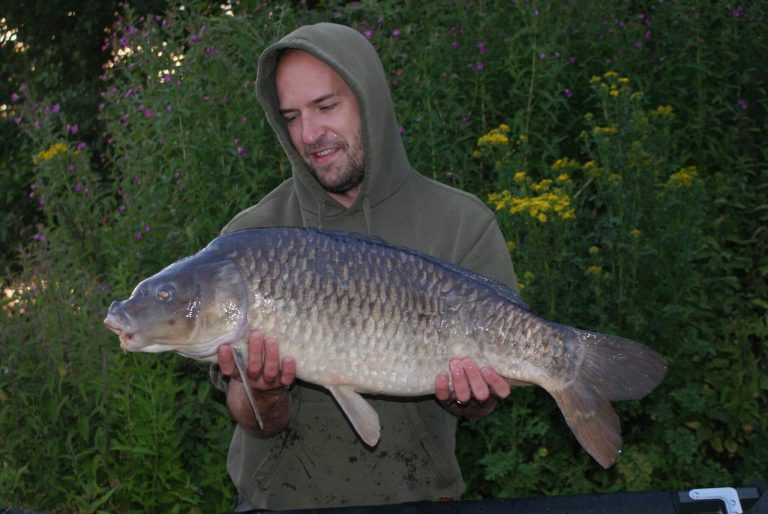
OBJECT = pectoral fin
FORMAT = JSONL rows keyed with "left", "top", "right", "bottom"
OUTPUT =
{"left": 328, "top": 385, "right": 380, "bottom": 447}
{"left": 231, "top": 344, "right": 264, "bottom": 430}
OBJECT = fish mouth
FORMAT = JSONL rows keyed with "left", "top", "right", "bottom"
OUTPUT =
{"left": 103, "top": 312, "right": 136, "bottom": 351}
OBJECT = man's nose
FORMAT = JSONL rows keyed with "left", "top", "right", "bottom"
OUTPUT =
{"left": 301, "top": 114, "right": 325, "bottom": 145}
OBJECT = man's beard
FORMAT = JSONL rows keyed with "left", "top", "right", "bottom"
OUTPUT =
{"left": 304, "top": 132, "right": 365, "bottom": 195}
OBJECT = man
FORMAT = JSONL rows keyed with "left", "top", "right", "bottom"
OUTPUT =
{"left": 211, "top": 22, "right": 518, "bottom": 510}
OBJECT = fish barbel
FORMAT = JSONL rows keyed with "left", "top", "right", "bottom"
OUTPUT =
{"left": 104, "top": 227, "right": 667, "bottom": 468}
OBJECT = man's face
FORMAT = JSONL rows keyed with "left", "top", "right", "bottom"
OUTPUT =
{"left": 276, "top": 50, "right": 364, "bottom": 197}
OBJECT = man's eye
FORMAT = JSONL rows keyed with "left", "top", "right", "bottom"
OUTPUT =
{"left": 320, "top": 103, "right": 337, "bottom": 112}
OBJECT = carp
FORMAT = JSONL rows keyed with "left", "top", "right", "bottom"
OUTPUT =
{"left": 104, "top": 227, "right": 667, "bottom": 468}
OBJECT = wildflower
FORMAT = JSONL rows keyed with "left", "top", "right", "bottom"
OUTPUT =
{"left": 738, "top": 99, "right": 748, "bottom": 111}
{"left": 477, "top": 124, "right": 510, "bottom": 146}
{"left": 477, "top": 41, "right": 487, "bottom": 54}
{"left": 556, "top": 173, "right": 570, "bottom": 182}
{"left": 629, "top": 228, "right": 642, "bottom": 238}
{"left": 586, "top": 265, "right": 602, "bottom": 275}
{"left": 588, "top": 245, "right": 600, "bottom": 255}
{"left": 451, "top": 42, "right": 459, "bottom": 50}
{"left": 506, "top": 240, "right": 516, "bottom": 252}
{"left": 564, "top": 88, "right": 574, "bottom": 99}
{"left": 514, "top": 171, "right": 527, "bottom": 182}
{"left": 11, "top": 92, "right": 20, "bottom": 102}
{"left": 475, "top": 61, "right": 484, "bottom": 71}
{"left": 391, "top": 29, "right": 401, "bottom": 37}
{"left": 593, "top": 125, "right": 619, "bottom": 135}
{"left": 652, "top": 105, "right": 674, "bottom": 117}
{"left": 362, "top": 29, "right": 374, "bottom": 40}
{"left": 551, "top": 157, "right": 570, "bottom": 171}
{"left": 67, "top": 124, "right": 79, "bottom": 134}
{"left": 668, "top": 166, "right": 698, "bottom": 187}
{"left": 143, "top": 108, "right": 156, "bottom": 118}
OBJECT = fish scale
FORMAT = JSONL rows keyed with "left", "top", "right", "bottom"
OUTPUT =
{"left": 104, "top": 226, "right": 667, "bottom": 468}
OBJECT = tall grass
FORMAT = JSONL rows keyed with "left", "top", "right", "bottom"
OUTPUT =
{"left": 2, "top": 1, "right": 766, "bottom": 511}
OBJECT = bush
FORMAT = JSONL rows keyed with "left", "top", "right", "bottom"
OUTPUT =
{"left": 2, "top": 1, "right": 766, "bottom": 511}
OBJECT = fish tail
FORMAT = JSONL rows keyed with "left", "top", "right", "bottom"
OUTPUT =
{"left": 549, "top": 329, "right": 667, "bottom": 468}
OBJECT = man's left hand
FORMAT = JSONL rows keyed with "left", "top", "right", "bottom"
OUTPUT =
{"left": 434, "top": 357, "right": 511, "bottom": 418}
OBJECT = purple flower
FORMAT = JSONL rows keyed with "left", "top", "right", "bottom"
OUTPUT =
{"left": 398, "top": 125, "right": 405, "bottom": 135}
{"left": 32, "top": 234, "right": 46, "bottom": 243}
{"left": 142, "top": 108, "right": 155, "bottom": 118}
{"left": 134, "top": 231, "right": 143, "bottom": 241}
{"left": 118, "top": 205, "right": 126, "bottom": 214}
{"left": 120, "top": 37, "right": 130, "bottom": 48}
{"left": 732, "top": 5, "right": 744, "bottom": 17}
{"left": 143, "top": 224, "right": 151, "bottom": 233}
{"left": 76, "top": 142, "right": 86, "bottom": 151}
{"left": 391, "top": 29, "right": 401, "bottom": 37}
{"left": 564, "top": 88, "right": 574, "bottom": 99}
{"left": 11, "top": 92, "right": 20, "bottom": 102}
{"left": 67, "top": 124, "right": 79, "bottom": 134}
{"left": 477, "top": 41, "right": 487, "bottom": 54}
{"left": 451, "top": 41, "right": 459, "bottom": 50}
{"left": 68, "top": 163, "right": 76, "bottom": 172}
{"left": 362, "top": 29, "right": 374, "bottom": 40}
{"left": 74, "top": 183, "right": 84, "bottom": 193}
{"left": 475, "top": 61, "right": 484, "bottom": 71}
{"left": 738, "top": 98, "right": 748, "bottom": 111}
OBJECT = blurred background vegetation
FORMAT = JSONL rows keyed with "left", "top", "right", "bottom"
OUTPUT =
{"left": 1, "top": 1, "right": 766, "bottom": 512}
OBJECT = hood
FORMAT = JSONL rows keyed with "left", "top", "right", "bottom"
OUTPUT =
{"left": 255, "top": 22, "right": 411, "bottom": 224}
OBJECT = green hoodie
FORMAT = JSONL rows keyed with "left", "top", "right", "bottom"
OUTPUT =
{"left": 219, "top": 22, "right": 517, "bottom": 509}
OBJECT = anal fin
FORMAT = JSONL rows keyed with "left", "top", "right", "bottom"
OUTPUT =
{"left": 328, "top": 385, "right": 380, "bottom": 447}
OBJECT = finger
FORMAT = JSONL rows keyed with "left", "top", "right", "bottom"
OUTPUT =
{"left": 481, "top": 367, "right": 511, "bottom": 399}
{"left": 217, "top": 344, "right": 237, "bottom": 377}
{"left": 262, "top": 337, "right": 280, "bottom": 382}
{"left": 450, "top": 359, "right": 471, "bottom": 403}
{"left": 462, "top": 357, "right": 490, "bottom": 402}
{"left": 280, "top": 356, "right": 297, "bottom": 387}
{"left": 247, "top": 330, "right": 265, "bottom": 377}
{"left": 434, "top": 371, "right": 452, "bottom": 402}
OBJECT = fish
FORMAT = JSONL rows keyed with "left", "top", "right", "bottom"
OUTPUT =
{"left": 103, "top": 227, "right": 667, "bottom": 468}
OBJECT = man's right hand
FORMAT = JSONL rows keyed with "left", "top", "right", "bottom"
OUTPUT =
{"left": 218, "top": 330, "right": 296, "bottom": 437}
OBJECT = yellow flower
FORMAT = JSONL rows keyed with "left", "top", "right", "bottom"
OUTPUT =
{"left": 593, "top": 125, "right": 619, "bottom": 135}
{"left": 506, "top": 240, "right": 517, "bottom": 252}
{"left": 669, "top": 166, "right": 698, "bottom": 187}
{"left": 518, "top": 134, "right": 529, "bottom": 143}
{"left": 629, "top": 228, "right": 642, "bottom": 238}
{"left": 34, "top": 142, "right": 70, "bottom": 163}
{"left": 477, "top": 124, "right": 511, "bottom": 147}
{"left": 653, "top": 105, "right": 674, "bottom": 117}
{"left": 609, "top": 88, "right": 620, "bottom": 97}
{"left": 588, "top": 245, "right": 600, "bottom": 255}
{"left": 513, "top": 171, "right": 527, "bottom": 182}
{"left": 586, "top": 265, "right": 603, "bottom": 275}
{"left": 551, "top": 157, "right": 570, "bottom": 171}
{"left": 556, "top": 173, "right": 571, "bottom": 183}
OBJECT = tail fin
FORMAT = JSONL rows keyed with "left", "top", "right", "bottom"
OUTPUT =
{"left": 549, "top": 330, "right": 667, "bottom": 468}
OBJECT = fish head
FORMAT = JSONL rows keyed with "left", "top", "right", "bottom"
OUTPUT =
{"left": 104, "top": 255, "right": 249, "bottom": 362}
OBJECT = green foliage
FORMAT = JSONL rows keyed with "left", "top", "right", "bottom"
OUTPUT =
{"left": 2, "top": 0, "right": 766, "bottom": 511}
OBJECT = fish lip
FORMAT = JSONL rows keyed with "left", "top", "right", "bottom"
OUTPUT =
{"left": 103, "top": 312, "right": 136, "bottom": 350}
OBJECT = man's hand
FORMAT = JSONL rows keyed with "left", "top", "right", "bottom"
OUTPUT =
{"left": 218, "top": 330, "right": 296, "bottom": 436}
{"left": 434, "top": 357, "right": 511, "bottom": 418}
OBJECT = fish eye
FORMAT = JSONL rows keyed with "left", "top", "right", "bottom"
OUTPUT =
{"left": 156, "top": 286, "right": 175, "bottom": 302}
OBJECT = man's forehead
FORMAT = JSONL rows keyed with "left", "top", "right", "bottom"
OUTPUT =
{"left": 275, "top": 50, "right": 354, "bottom": 104}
